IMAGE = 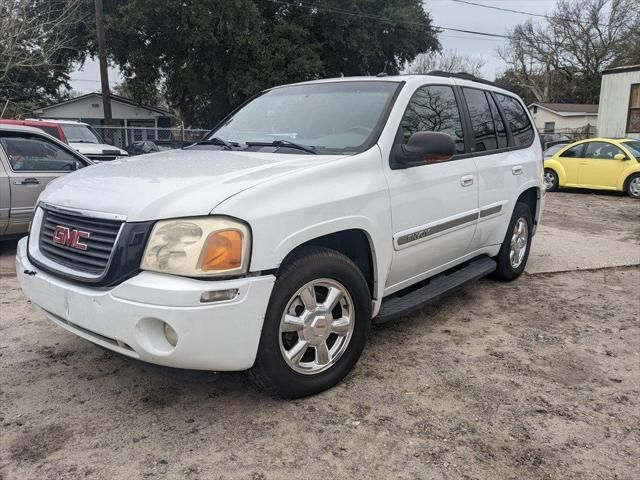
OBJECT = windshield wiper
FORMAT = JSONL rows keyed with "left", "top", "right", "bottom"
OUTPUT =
{"left": 245, "top": 139, "right": 317, "bottom": 154}
{"left": 195, "top": 137, "right": 239, "bottom": 150}
{"left": 70, "top": 140, "right": 96, "bottom": 143}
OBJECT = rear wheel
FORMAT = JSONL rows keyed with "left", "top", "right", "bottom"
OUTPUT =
{"left": 544, "top": 168, "right": 559, "bottom": 192}
{"left": 248, "top": 247, "right": 371, "bottom": 398}
{"left": 626, "top": 174, "right": 640, "bottom": 198}
{"left": 492, "top": 202, "right": 533, "bottom": 282}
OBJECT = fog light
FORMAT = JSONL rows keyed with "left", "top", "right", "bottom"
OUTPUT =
{"left": 200, "top": 288, "right": 239, "bottom": 303}
{"left": 163, "top": 322, "right": 178, "bottom": 347}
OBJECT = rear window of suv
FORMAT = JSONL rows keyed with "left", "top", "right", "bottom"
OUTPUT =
{"left": 495, "top": 94, "right": 536, "bottom": 148}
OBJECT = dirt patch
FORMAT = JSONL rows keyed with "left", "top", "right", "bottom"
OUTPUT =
{"left": 0, "top": 192, "right": 639, "bottom": 479}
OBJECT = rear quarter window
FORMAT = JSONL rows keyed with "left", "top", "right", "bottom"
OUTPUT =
{"left": 495, "top": 94, "right": 536, "bottom": 148}
{"left": 39, "top": 126, "right": 61, "bottom": 139}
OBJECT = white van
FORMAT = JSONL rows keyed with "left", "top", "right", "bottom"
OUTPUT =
{"left": 16, "top": 74, "right": 544, "bottom": 397}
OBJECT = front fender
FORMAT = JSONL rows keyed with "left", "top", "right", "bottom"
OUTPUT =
{"left": 544, "top": 159, "right": 567, "bottom": 185}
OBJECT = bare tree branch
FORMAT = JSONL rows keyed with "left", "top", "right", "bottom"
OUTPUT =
{"left": 0, "top": 0, "right": 86, "bottom": 84}
{"left": 498, "top": 0, "right": 639, "bottom": 102}
{"left": 404, "top": 50, "right": 486, "bottom": 78}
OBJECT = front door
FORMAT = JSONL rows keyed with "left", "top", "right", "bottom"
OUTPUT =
{"left": 578, "top": 141, "right": 629, "bottom": 189}
{"left": 384, "top": 84, "right": 478, "bottom": 294}
{"left": 0, "top": 132, "right": 85, "bottom": 235}
{"left": 556, "top": 143, "right": 585, "bottom": 186}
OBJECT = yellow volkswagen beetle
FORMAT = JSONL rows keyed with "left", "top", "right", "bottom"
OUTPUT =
{"left": 544, "top": 138, "right": 640, "bottom": 198}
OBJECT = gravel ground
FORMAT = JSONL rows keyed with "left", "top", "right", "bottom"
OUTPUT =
{"left": 1, "top": 190, "right": 639, "bottom": 480}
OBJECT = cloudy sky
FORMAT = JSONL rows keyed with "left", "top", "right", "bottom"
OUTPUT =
{"left": 69, "top": 0, "right": 558, "bottom": 93}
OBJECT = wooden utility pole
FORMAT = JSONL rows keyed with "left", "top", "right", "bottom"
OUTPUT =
{"left": 94, "top": 0, "right": 112, "bottom": 125}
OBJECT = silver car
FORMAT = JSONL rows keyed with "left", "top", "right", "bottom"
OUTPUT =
{"left": 0, "top": 125, "right": 92, "bottom": 238}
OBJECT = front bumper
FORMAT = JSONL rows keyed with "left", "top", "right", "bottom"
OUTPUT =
{"left": 16, "top": 238, "right": 275, "bottom": 371}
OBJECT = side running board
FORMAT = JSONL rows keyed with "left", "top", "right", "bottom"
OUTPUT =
{"left": 374, "top": 255, "right": 497, "bottom": 324}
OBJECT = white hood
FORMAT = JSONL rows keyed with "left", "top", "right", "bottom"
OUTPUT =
{"left": 40, "top": 149, "right": 343, "bottom": 221}
{"left": 70, "top": 142, "right": 128, "bottom": 156}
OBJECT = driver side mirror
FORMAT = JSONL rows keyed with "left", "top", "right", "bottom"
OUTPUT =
{"left": 614, "top": 153, "right": 627, "bottom": 161}
{"left": 392, "top": 131, "right": 455, "bottom": 169}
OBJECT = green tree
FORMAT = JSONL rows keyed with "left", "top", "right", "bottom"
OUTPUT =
{"left": 103, "top": 0, "right": 438, "bottom": 126}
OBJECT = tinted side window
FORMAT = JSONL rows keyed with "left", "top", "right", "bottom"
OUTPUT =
{"left": 560, "top": 145, "right": 584, "bottom": 158}
{"left": 0, "top": 135, "right": 80, "bottom": 172}
{"left": 399, "top": 85, "right": 465, "bottom": 154}
{"left": 462, "top": 88, "right": 498, "bottom": 152}
{"left": 488, "top": 94, "right": 508, "bottom": 149}
{"left": 495, "top": 94, "right": 535, "bottom": 148}
{"left": 39, "top": 126, "right": 61, "bottom": 139}
{"left": 583, "top": 142, "right": 624, "bottom": 159}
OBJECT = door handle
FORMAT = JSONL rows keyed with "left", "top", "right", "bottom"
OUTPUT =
{"left": 13, "top": 178, "right": 40, "bottom": 185}
{"left": 460, "top": 175, "right": 474, "bottom": 187}
{"left": 512, "top": 166, "right": 523, "bottom": 175}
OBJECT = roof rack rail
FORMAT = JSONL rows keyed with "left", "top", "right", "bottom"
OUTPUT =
{"left": 424, "top": 71, "right": 499, "bottom": 87}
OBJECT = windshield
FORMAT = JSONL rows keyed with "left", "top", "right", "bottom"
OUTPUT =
{"left": 61, "top": 124, "right": 102, "bottom": 144}
{"left": 622, "top": 140, "right": 640, "bottom": 156}
{"left": 207, "top": 81, "right": 401, "bottom": 154}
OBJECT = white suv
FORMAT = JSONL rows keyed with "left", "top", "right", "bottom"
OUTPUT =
{"left": 16, "top": 74, "right": 543, "bottom": 398}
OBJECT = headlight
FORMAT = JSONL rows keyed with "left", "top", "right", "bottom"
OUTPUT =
{"left": 141, "top": 217, "right": 250, "bottom": 277}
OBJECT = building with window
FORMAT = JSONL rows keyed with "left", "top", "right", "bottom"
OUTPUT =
{"left": 32, "top": 93, "right": 173, "bottom": 146}
{"left": 527, "top": 102, "right": 598, "bottom": 135}
{"left": 597, "top": 65, "right": 640, "bottom": 140}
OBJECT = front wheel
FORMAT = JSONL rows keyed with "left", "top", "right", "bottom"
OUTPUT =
{"left": 248, "top": 247, "right": 371, "bottom": 398}
{"left": 492, "top": 202, "right": 533, "bottom": 282}
{"left": 626, "top": 174, "right": 640, "bottom": 198}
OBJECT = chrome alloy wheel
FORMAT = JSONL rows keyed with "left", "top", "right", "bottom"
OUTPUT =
{"left": 544, "top": 171, "right": 556, "bottom": 190}
{"left": 279, "top": 279, "right": 355, "bottom": 375}
{"left": 629, "top": 177, "right": 640, "bottom": 198}
{"left": 509, "top": 218, "right": 529, "bottom": 269}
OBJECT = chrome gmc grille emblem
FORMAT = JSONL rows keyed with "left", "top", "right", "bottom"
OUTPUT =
{"left": 52, "top": 225, "right": 91, "bottom": 251}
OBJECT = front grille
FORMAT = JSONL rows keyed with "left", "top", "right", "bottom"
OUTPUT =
{"left": 39, "top": 208, "right": 124, "bottom": 276}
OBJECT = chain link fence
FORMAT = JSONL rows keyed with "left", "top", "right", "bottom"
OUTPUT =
{"left": 537, "top": 124, "right": 598, "bottom": 149}
{"left": 92, "top": 125, "right": 210, "bottom": 150}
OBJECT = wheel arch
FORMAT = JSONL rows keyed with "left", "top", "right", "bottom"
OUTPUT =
{"left": 278, "top": 228, "right": 378, "bottom": 301}
{"left": 544, "top": 159, "right": 566, "bottom": 185}
{"left": 620, "top": 169, "right": 640, "bottom": 193}
{"left": 516, "top": 186, "right": 542, "bottom": 232}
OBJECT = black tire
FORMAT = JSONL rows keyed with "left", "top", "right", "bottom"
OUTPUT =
{"left": 248, "top": 246, "right": 371, "bottom": 398}
{"left": 625, "top": 173, "right": 640, "bottom": 198}
{"left": 544, "top": 168, "right": 559, "bottom": 192}
{"left": 491, "top": 202, "right": 533, "bottom": 282}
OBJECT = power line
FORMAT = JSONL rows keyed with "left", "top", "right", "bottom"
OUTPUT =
{"left": 269, "top": 0, "right": 511, "bottom": 39}
{"left": 448, "top": 0, "right": 550, "bottom": 18}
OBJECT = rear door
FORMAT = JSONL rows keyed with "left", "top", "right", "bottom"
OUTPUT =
{"left": 470, "top": 91, "right": 538, "bottom": 248}
{"left": 384, "top": 83, "right": 478, "bottom": 293}
{"left": 0, "top": 132, "right": 87, "bottom": 235}
{"left": 461, "top": 88, "right": 511, "bottom": 249}
{"left": 578, "top": 141, "right": 629, "bottom": 189}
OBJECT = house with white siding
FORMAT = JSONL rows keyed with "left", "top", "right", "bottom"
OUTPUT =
{"left": 596, "top": 65, "right": 640, "bottom": 139}
{"left": 528, "top": 102, "right": 598, "bottom": 135}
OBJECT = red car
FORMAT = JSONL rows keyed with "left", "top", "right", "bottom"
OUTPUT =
{"left": 0, "top": 119, "right": 68, "bottom": 143}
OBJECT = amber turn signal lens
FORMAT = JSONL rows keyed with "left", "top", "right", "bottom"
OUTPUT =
{"left": 198, "top": 229, "right": 243, "bottom": 272}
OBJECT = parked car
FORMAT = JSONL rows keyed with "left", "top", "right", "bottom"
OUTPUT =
{"left": 0, "top": 124, "right": 93, "bottom": 238}
{"left": 36, "top": 120, "right": 128, "bottom": 162}
{"left": 16, "top": 75, "right": 544, "bottom": 397}
{"left": 0, "top": 119, "right": 69, "bottom": 143}
{"left": 539, "top": 132, "right": 572, "bottom": 149}
{"left": 124, "top": 140, "right": 183, "bottom": 156}
{"left": 544, "top": 138, "right": 640, "bottom": 197}
{"left": 543, "top": 142, "right": 569, "bottom": 159}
